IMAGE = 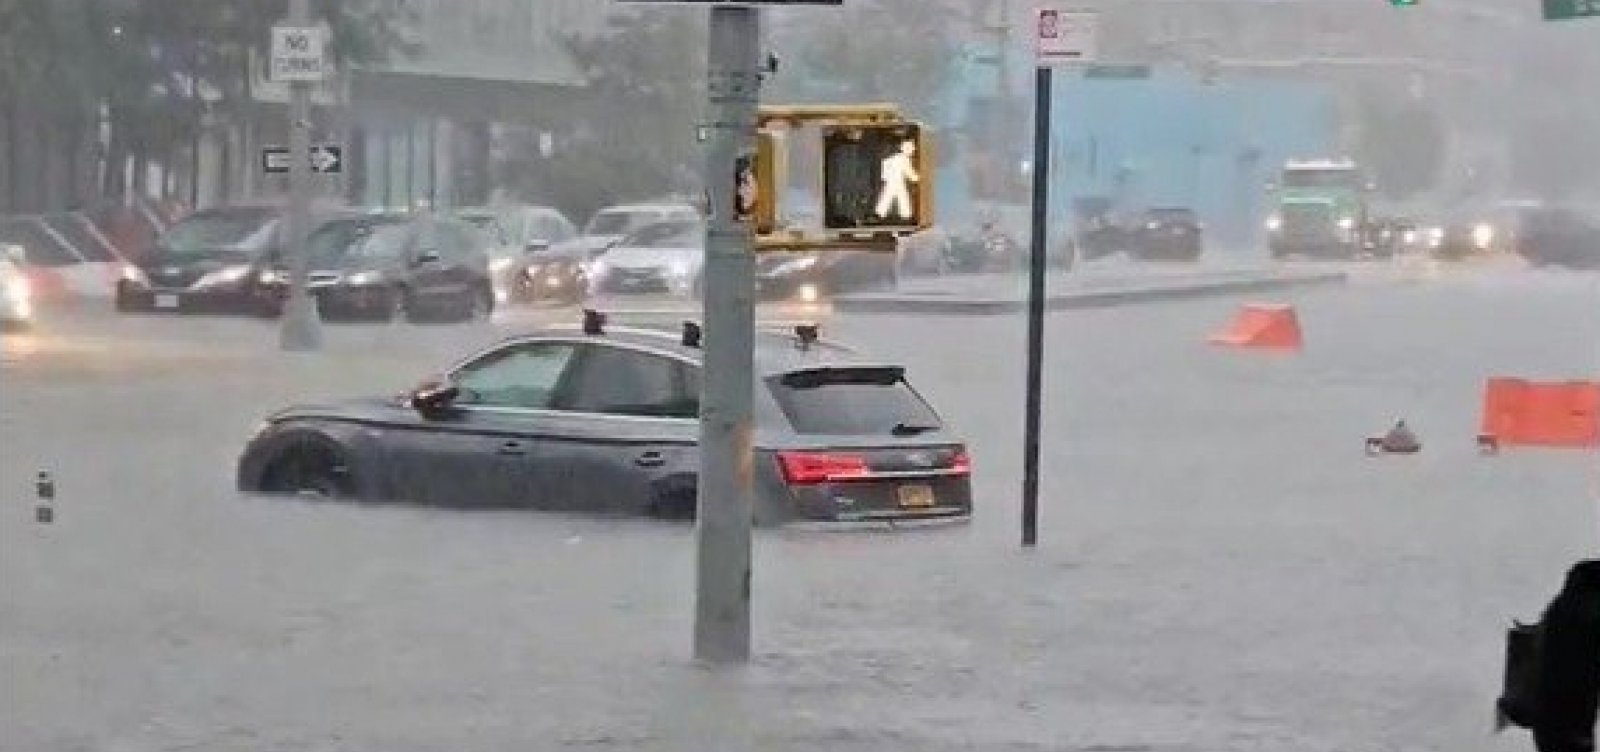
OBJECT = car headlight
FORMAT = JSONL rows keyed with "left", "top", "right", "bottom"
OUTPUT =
{"left": 194, "top": 264, "right": 252, "bottom": 288}
{"left": 1145, "top": 221, "right": 1160, "bottom": 230}
{"left": 1337, "top": 216, "right": 1356, "bottom": 230}
{"left": 1265, "top": 215, "right": 1283, "bottom": 231}
{"left": 584, "top": 259, "right": 608, "bottom": 277}
{"left": 257, "top": 269, "right": 287, "bottom": 285}
{"left": 345, "top": 271, "right": 383, "bottom": 286}
{"left": 1402, "top": 230, "right": 1417, "bottom": 244}
{"left": 668, "top": 260, "right": 692, "bottom": 278}
{"left": 121, "top": 264, "right": 149, "bottom": 285}
{"left": 490, "top": 257, "right": 515, "bottom": 273}
{"left": 4, "top": 275, "right": 30, "bottom": 302}
{"left": 1471, "top": 223, "right": 1495, "bottom": 249}
{"left": 1427, "top": 227, "right": 1445, "bottom": 248}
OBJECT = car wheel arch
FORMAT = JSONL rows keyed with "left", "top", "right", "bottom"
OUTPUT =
{"left": 250, "top": 426, "right": 363, "bottom": 497}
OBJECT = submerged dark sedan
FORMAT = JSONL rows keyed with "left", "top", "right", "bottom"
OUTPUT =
{"left": 237, "top": 320, "right": 972, "bottom": 525}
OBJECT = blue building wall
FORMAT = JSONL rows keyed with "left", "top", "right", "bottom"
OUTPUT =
{"left": 936, "top": 46, "right": 1342, "bottom": 251}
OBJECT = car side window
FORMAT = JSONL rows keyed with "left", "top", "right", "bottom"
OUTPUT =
{"left": 451, "top": 342, "right": 579, "bottom": 410}
{"left": 553, "top": 345, "right": 699, "bottom": 419}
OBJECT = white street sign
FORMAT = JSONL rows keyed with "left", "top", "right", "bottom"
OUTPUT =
{"left": 1035, "top": 8, "right": 1099, "bottom": 65}
{"left": 270, "top": 25, "right": 327, "bottom": 83}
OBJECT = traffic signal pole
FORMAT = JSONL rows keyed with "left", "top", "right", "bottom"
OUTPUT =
{"left": 278, "top": 0, "right": 322, "bottom": 351}
{"left": 694, "top": 3, "right": 761, "bottom": 665}
{"left": 1021, "top": 65, "right": 1052, "bottom": 547}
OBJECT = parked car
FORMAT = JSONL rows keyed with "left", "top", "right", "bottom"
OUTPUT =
{"left": 1129, "top": 207, "right": 1203, "bottom": 261}
{"left": 256, "top": 214, "right": 497, "bottom": 322}
{"left": 553, "top": 202, "right": 701, "bottom": 261}
{"left": 588, "top": 219, "right": 704, "bottom": 297}
{"left": 237, "top": 319, "right": 973, "bottom": 524}
{"left": 115, "top": 204, "right": 335, "bottom": 314}
{"left": 0, "top": 244, "right": 33, "bottom": 329}
{"left": 456, "top": 204, "right": 578, "bottom": 304}
{"left": 756, "top": 249, "right": 896, "bottom": 302}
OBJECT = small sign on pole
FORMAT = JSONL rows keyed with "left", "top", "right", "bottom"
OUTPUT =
{"left": 270, "top": 25, "right": 327, "bottom": 82}
{"left": 261, "top": 144, "right": 343, "bottom": 175}
{"left": 1034, "top": 8, "right": 1099, "bottom": 65}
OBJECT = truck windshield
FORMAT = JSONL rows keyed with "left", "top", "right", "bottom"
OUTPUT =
{"left": 1282, "top": 170, "right": 1358, "bottom": 189}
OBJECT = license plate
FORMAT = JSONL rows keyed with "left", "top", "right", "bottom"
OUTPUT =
{"left": 154, "top": 293, "right": 179, "bottom": 310}
{"left": 897, "top": 484, "right": 935, "bottom": 508}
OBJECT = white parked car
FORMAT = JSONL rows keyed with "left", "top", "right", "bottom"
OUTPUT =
{"left": 555, "top": 202, "right": 701, "bottom": 262}
{"left": 587, "top": 219, "right": 704, "bottom": 297}
{"left": 456, "top": 205, "right": 578, "bottom": 304}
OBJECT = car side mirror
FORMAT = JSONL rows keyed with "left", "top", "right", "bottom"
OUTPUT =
{"left": 525, "top": 239, "right": 550, "bottom": 254}
{"left": 409, "top": 383, "right": 460, "bottom": 417}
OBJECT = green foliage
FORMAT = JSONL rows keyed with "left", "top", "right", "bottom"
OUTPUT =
{"left": 768, "top": 0, "right": 955, "bottom": 117}
{"left": 508, "top": 9, "right": 707, "bottom": 223}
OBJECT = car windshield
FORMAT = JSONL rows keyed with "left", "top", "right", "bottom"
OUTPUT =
{"left": 768, "top": 367, "right": 943, "bottom": 435}
{"left": 623, "top": 222, "right": 701, "bottom": 249}
{"left": 158, "top": 210, "right": 276, "bottom": 255}
{"left": 585, "top": 210, "right": 656, "bottom": 236}
{"left": 307, "top": 218, "right": 403, "bottom": 265}
{"left": 344, "top": 224, "right": 412, "bottom": 261}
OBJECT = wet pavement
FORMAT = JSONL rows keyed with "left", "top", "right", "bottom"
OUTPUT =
{"left": 2, "top": 266, "right": 1598, "bottom": 751}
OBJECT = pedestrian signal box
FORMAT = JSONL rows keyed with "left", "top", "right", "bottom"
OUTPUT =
{"left": 735, "top": 131, "right": 780, "bottom": 232}
{"left": 821, "top": 122, "right": 932, "bottom": 232}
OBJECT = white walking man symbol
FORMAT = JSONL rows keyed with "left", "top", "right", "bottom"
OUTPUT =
{"left": 873, "top": 139, "right": 920, "bottom": 221}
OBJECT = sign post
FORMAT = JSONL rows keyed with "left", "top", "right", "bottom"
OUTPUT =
{"left": 272, "top": 1, "right": 325, "bottom": 352}
{"left": 1023, "top": 8, "right": 1097, "bottom": 547}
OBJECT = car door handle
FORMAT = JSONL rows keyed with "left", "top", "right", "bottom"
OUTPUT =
{"left": 497, "top": 440, "right": 527, "bottom": 457}
{"left": 634, "top": 451, "right": 665, "bottom": 468}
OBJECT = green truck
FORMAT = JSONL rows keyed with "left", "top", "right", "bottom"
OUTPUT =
{"left": 1265, "top": 159, "right": 1374, "bottom": 259}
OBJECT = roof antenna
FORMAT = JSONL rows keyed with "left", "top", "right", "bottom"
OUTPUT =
{"left": 794, "top": 323, "right": 819, "bottom": 351}
{"left": 682, "top": 321, "right": 702, "bottom": 348}
{"left": 582, "top": 309, "right": 607, "bottom": 335}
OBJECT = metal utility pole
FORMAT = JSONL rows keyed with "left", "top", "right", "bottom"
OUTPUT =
{"left": 278, "top": 0, "right": 322, "bottom": 351}
{"left": 1021, "top": 65, "right": 1052, "bottom": 548}
{"left": 694, "top": 3, "right": 761, "bottom": 666}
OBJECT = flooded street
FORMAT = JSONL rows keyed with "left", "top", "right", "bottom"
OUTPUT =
{"left": 4, "top": 268, "right": 1596, "bottom": 751}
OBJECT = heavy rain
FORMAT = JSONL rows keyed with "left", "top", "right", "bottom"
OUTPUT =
{"left": 2, "top": 1, "right": 1599, "bottom": 751}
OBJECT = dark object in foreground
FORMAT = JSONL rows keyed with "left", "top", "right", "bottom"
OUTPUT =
{"left": 1496, "top": 560, "right": 1600, "bottom": 752}
{"left": 237, "top": 320, "right": 972, "bottom": 525}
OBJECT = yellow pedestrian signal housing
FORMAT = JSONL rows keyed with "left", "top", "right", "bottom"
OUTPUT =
{"left": 821, "top": 122, "right": 932, "bottom": 233}
{"left": 734, "top": 130, "right": 780, "bottom": 233}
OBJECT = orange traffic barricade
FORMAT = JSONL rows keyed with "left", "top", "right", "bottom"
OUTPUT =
{"left": 1208, "top": 303, "right": 1303, "bottom": 350}
{"left": 1479, "top": 378, "right": 1600, "bottom": 449}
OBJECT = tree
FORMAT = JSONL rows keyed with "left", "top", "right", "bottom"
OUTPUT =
{"left": 507, "top": 9, "right": 707, "bottom": 223}
{"left": 766, "top": 0, "right": 957, "bottom": 118}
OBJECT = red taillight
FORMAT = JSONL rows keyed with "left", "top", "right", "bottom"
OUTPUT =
{"left": 950, "top": 448, "right": 971, "bottom": 476}
{"left": 777, "top": 451, "right": 871, "bottom": 485}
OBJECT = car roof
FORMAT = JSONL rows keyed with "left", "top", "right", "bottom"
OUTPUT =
{"left": 470, "top": 323, "right": 894, "bottom": 378}
{"left": 598, "top": 203, "right": 698, "bottom": 214}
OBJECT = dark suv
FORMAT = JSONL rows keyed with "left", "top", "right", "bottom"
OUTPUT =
{"left": 1130, "top": 207, "right": 1203, "bottom": 261}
